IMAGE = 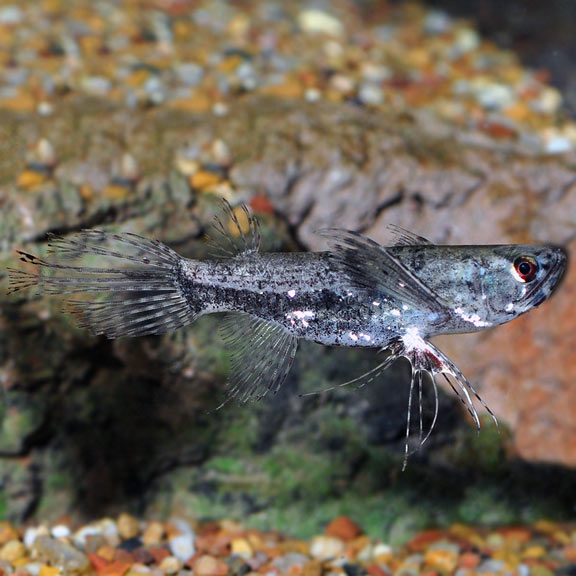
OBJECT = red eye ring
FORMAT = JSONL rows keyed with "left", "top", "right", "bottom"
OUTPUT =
{"left": 513, "top": 256, "right": 539, "bottom": 283}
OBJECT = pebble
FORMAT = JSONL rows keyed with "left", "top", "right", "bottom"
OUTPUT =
{"left": 0, "top": 540, "right": 26, "bottom": 563}
{"left": 0, "top": 523, "right": 19, "bottom": 545}
{"left": 325, "top": 517, "right": 362, "bottom": 542}
{"left": 38, "top": 567, "right": 60, "bottom": 576}
{"left": 193, "top": 554, "right": 229, "bottom": 576}
{"left": 229, "top": 538, "right": 252, "bottom": 559}
{"left": 142, "top": 523, "right": 164, "bottom": 547}
{"left": 297, "top": 9, "right": 343, "bottom": 36}
{"left": 33, "top": 536, "right": 90, "bottom": 573}
{"left": 24, "top": 526, "right": 49, "bottom": 549}
{"left": 50, "top": 525, "right": 71, "bottom": 539}
{"left": 0, "top": 517, "right": 569, "bottom": 576}
{"left": 158, "top": 556, "right": 182, "bottom": 574}
{"left": 310, "top": 535, "right": 345, "bottom": 561}
{"left": 117, "top": 515, "right": 140, "bottom": 540}
{"left": 168, "top": 533, "right": 195, "bottom": 563}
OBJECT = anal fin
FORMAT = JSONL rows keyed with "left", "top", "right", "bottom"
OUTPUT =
{"left": 218, "top": 312, "right": 298, "bottom": 405}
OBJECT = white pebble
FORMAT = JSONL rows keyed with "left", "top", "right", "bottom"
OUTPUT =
{"left": 298, "top": 9, "right": 343, "bottom": 35}
{"left": 305, "top": 88, "right": 321, "bottom": 102}
{"left": 169, "top": 534, "right": 195, "bottom": 562}
{"left": 454, "top": 28, "right": 480, "bottom": 53}
{"left": 544, "top": 135, "right": 573, "bottom": 154}
{"left": 24, "top": 526, "right": 49, "bottom": 548}
{"left": 21, "top": 563, "right": 42, "bottom": 576}
{"left": 51, "top": 525, "right": 71, "bottom": 539}
{"left": 359, "top": 83, "right": 384, "bottom": 105}
{"left": 212, "top": 102, "right": 229, "bottom": 116}
{"left": 532, "top": 86, "right": 563, "bottom": 114}
{"left": 0, "top": 6, "right": 22, "bottom": 25}
{"left": 474, "top": 82, "right": 514, "bottom": 110}
{"left": 310, "top": 536, "right": 345, "bottom": 560}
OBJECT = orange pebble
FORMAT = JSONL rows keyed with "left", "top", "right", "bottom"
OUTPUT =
{"left": 16, "top": 170, "right": 47, "bottom": 189}
{"left": 98, "top": 561, "right": 131, "bottom": 576}
{"left": 325, "top": 516, "right": 362, "bottom": 541}
{"left": 193, "top": 554, "right": 229, "bottom": 576}
{"left": 96, "top": 546, "right": 116, "bottom": 562}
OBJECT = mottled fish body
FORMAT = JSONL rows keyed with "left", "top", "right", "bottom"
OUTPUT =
{"left": 8, "top": 202, "right": 567, "bottom": 466}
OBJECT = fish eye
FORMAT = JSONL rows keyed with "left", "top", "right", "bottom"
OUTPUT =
{"left": 513, "top": 256, "right": 539, "bottom": 283}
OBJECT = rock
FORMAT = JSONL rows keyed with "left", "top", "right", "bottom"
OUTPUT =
{"left": 117, "top": 515, "right": 140, "bottom": 540}
{"left": 24, "top": 527, "right": 49, "bottom": 549}
{"left": 309, "top": 536, "right": 345, "bottom": 561}
{"left": 0, "top": 524, "right": 19, "bottom": 546}
{"left": 0, "top": 540, "right": 26, "bottom": 563}
{"left": 32, "top": 536, "right": 90, "bottom": 573}
{"left": 229, "top": 539, "right": 252, "bottom": 559}
{"left": 422, "top": 542, "right": 459, "bottom": 573}
{"left": 39, "top": 567, "right": 61, "bottom": 576}
{"left": 193, "top": 555, "right": 229, "bottom": 576}
{"left": 271, "top": 553, "right": 310, "bottom": 572}
{"left": 50, "top": 525, "right": 71, "bottom": 539}
{"left": 325, "top": 516, "right": 362, "bottom": 541}
{"left": 297, "top": 9, "right": 343, "bottom": 35}
{"left": 168, "top": 533, "right": 195, "bottom": 563}
{"left": 158, "top": 556, "right": 182, "bottom": 574}
{"left": 74, "top": 520, "right": 120, "bottom": 549}
{"left": 142, "top": 523, "right": 164, "bottom": 547}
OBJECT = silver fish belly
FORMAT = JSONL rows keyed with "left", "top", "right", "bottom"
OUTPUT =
{"left": 7, "top": 202, "right": 567, "bottom": 467}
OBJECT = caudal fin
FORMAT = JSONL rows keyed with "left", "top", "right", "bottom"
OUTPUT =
{"left": 8, "top": 230, "right": 197, "bottom": 338}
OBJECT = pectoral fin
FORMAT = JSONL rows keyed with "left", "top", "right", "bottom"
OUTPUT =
{"left": 218, "top": 312, "right": 298, "bottom": 405}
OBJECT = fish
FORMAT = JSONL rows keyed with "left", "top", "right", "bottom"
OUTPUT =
{"left": 7, "top": 201, "right": 567, "bottom": 467}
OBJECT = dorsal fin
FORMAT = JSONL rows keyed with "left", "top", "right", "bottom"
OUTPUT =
{"left": 319, "top": 228, "right": 448, "bottom": 315}
{"left": 205, "top": 200, "right": 261, "bottom": 258}
{"left": 385, "top": 224, "right": 433, "bottom": 247}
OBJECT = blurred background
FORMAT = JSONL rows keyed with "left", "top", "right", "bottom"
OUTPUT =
{"left": 0, "top": 0, "right": 575, "bottom": 550}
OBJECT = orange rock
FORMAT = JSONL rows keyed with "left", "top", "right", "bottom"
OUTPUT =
{"left": 102, "top": 184, "right": 132, "bottom": 200}
{"left": 457, "top": 551, "right": 481, "bottom": 569}
{"left": 407, "top": 530, "right": 445, "bottom": 552}
{"left": 193, "top": 554, "right": 229, "bottom": 576}
{"left": 89, "top": 553, "right": 110, "bottom": 571}
{"left": 325, "top": 516, "right": 362, "bottom": 541}
{"left": 39, "top": 566, "right": 61, "bottom": 576}
{"left": 114, "top": 549, "right": 134, "bottom": 563}
{"left": 141, "top": 521, "right": 164, "bottom": 546}
{"left": 302, "top": 559, "right": 322, "bottom": 576}
{"left": 17, "top": 170, "right": 47, "bottom": 190}
{"left": 563, "top": 545, "right": 576, "bottom": 562}
{"left": 260, "top": 78, "right": 303, "bottom": 99}
{"left": 189, "top": 171, "right": 222, "bottom": 191}
{"left": 96, "top": 546, "right": 116, "bottom": 562}
{"left": 148, "top": 547, "right": 170, "bottom": 564}
{"left": 249, "top": 195, "right": 276, "bottom": 215}
{"left": 0, "top": 523, "right": 19, "bottom": 545}
{"left": 423, "top": 548, "right": 458, "bottom": 573}
{"left": 98, "top": 560, "right": 132, "bottom": 576}
{"left": 522, "top": 545, "right": 547, "bottom": 559}
{"left": 365, "top": 564, "right": 388, "bottom": 576}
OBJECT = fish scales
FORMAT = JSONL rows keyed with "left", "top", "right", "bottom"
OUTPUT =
{"left": 7, "top": 201, "right": 567, "bottom": 467}
{"left": 180, "top": 252, "right": 387, "bottom": 346}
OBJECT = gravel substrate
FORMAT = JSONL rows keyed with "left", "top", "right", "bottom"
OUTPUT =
{"left": 0, "top": 516, "right": 574, "bottom": 576}
{"left": 1, "top": 0, "right": 574, "bottom": 155}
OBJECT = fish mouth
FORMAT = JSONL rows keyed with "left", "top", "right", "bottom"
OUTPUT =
{"left": 524, "top": 246, "right": 568, "bottom": 308}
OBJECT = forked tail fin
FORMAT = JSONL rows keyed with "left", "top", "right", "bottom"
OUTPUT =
{"left": 7, "top": 230, "right": 197, "bottom": 338}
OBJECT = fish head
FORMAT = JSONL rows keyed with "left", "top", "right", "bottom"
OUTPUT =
{"left": 480, "top": 244, "right": 567, "bottom": 322}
